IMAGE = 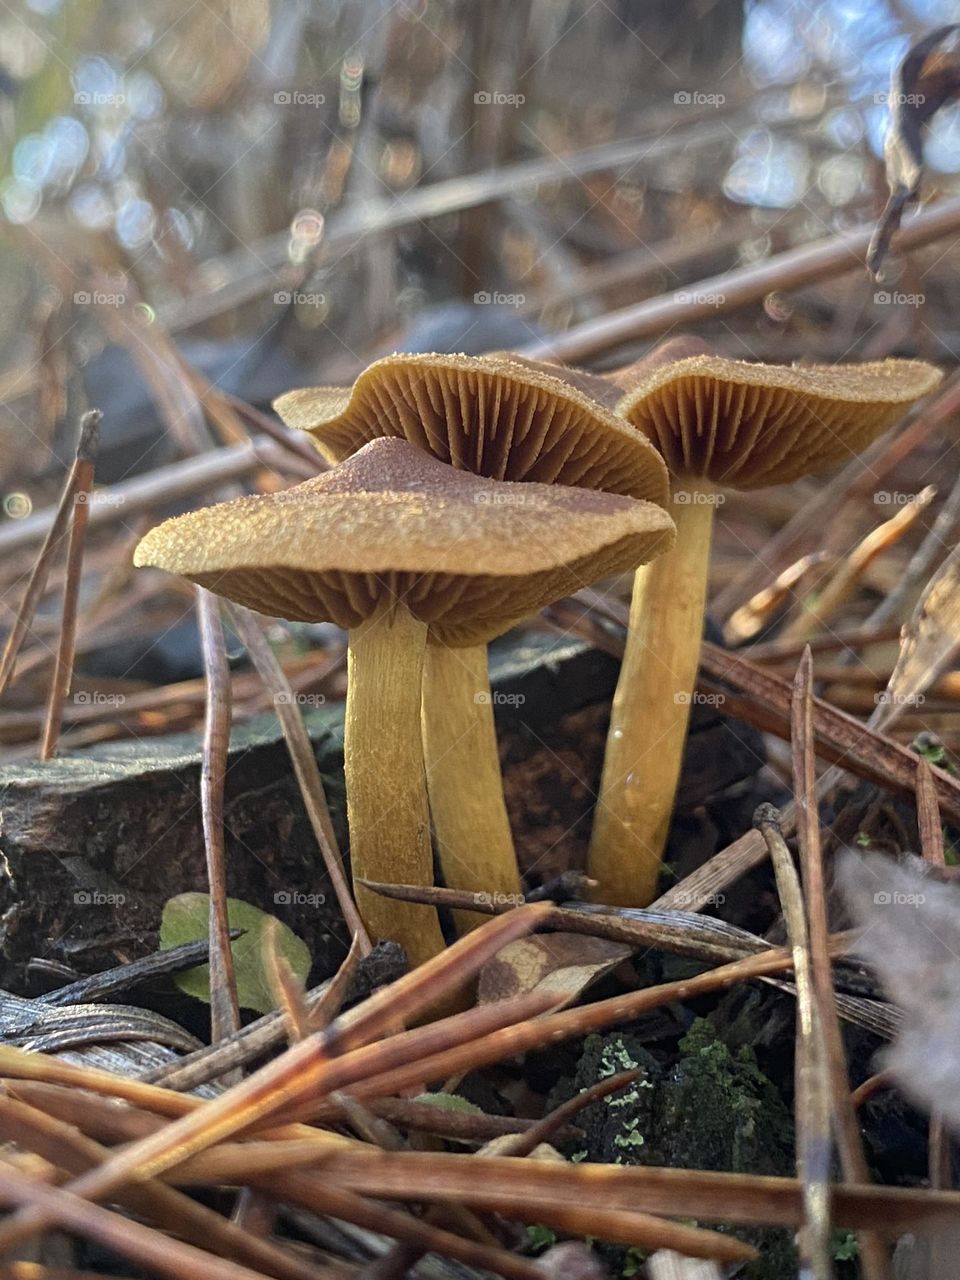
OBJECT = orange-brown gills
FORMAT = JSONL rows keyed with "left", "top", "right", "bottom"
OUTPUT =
{"left": 275, "top": 352, "right": 669, "bottom": 503}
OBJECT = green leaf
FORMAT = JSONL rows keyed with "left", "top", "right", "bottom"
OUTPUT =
{"left": 523, "top": 1225, "right": 557, "bottom": 1254}
{"left": 832, "top": 1230, "right": 859, "bottom": 1262}
{"left": 160, "top": 893, "right": 311, "bottom": 1014}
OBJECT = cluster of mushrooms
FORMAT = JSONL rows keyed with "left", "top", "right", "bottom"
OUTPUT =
{"left": 135, "top": 340, "right": 941, "bottom": 966}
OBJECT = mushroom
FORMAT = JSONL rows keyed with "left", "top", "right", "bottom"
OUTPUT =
{"left": 276, "top": 354, "right": 669, "bottom": 931}
{"left": 587, "top": 342, "right": 943, "bottom": 907}
{"left": 135, "top": 437, "right": 674, "bottom": 963}
{"left": 274, "top": 352, "right": 663, "bottom": 494}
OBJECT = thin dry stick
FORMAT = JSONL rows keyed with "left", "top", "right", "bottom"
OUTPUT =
{"left": 0, "top": 1094, "right": 320, "bottom": 1280}
{"left": 792, "top": 650, "right": 891, "bottom": 1280}
{"left": 916, "top": 758, "right": 951, "bottom": 1195}
{"left": 0, "top": 436, "right": 293, "bottom": 559}
{"left": 779, "top": 487, "right": 936, "bottom": 644}
{"left": 40, "top": 410, "right": 101, "bottom": 760}
{"left": 521, "top": 193, "right": 960, "bottom": 362}
{"left": 0, "top": 908, "right": 552, "bottom": 1254}
{"left": 366, "top": 1073, "right": 636, "bottom": 1280}
{"left": 0, "top": 1158, "right": 290, "bottom": 1280}
{"left": 850, "top": 1072, "right": 894, "bottom": 1109}
{"left": 867, "top": 470, "right": 960, "bottom": 631}
{"left": 197, "top": 587, "right": 241, "bottom": 1049}
{"left": 712, "top": 370, "right": 960, "bottom": 620}
{"left": 649, "top": 646, "right": 960, "bottom": 912}
{"left": 148, "top": 937, "right": 361, "bottom": 1092}
{"left": 756, "top": 804, "right": 833, "bottom": 1280}
{"left": 8, "top": 1075, "right": 563, "bottom": 1147}
{"left": 262, "top": 918, "right": 313, "bottom": 1043}
{"left": 256, "top": 1147, "right": 960, "bottom": 1236}
{"left": 277, "top": 949, "right": 806, "bottom": 1127}
{"left": 488, "top": 1070, "right": 640, "bottom": 1159}
{"left": 0, "top": 445, "right": 89, "bottom": 696}
{"left": 228, "top": 603, "right": 370, "bottom": 953}
{"left": 551, "top": 591, "right": 960, "bottom": 913}
{"left": 916, "top": 757, "right": 947, "bottom": 869}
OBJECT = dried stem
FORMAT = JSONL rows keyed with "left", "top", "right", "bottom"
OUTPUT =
{"left": 916, "top": 757, "right": 952, "bottom": 1198}
{"left": 756, "top": 804, "right": 833, "bottom": 1280}
{"left": 522, "top": 194, "right": 960, "bottom": 362}
{"left": 40, "top": 410, "right": 101, "bottom": 760}
{"left": 792, "top": 651, "right": 891, "bottom": 1280}
{"left": 228, "top": 603, "right": 370, "bottom": 953}
{"left": 196, "top": 587, "right": 241, "bottom": 1048}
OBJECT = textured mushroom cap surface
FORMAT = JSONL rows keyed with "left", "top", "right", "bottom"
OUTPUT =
{"left": 273, "top": 352, "right": 669, "bottom": 504}
{"left": 134, "top": 437, "right": 675, "bottom": 647}
{"left": 615, "top": 356, "right": 942, "bottom": 489}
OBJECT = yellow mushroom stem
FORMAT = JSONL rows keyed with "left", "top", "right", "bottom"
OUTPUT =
{"left": 345, "top": 603, "right": 447, "bottom": 967}
{"left": 588, "top": 484, "right": 716, "bottom": 906}
{"left": 421, "top": 643, "right": 522, "bottom": 935}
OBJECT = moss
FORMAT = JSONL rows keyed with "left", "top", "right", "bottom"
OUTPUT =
{"left": 656, "top": 1018, "right": 793, "bottom": 1176}
{"left": 553, "top": 1021, "right": 797, "bottom": 1279}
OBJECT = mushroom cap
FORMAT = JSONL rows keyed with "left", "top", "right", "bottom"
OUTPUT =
{"left": 615, "top": 355, "right": 942, "bottom": 489}
{"left": 273, "top": 352, "right": 669, "bottom": 504}
{"left": 134, "top": 437, "right": 675, "bottom": 648}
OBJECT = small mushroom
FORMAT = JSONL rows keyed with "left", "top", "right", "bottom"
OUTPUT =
{"left": 588, "top": 343, "right": 943, "bottom": 908}
{"left": 276, "top": 354, "right": 670, "bottom": 932}
{"left": 274, "top": 352, "right": 665, "bottom": 496}
{"left": 135, "top": 438, "right": 674, "bottom": 964}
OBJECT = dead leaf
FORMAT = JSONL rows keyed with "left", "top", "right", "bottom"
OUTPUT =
{"left": 869, "top": 25, "right": 960, "bottom": 277}
{"left": 872, "top": 542, "right": 960, "bottom": 733}
{"left": 480, "top": 1137, "right": 565, "bottom": 1160}
{"left": 477, "top": 933, "right": 632, "bottom": 1008}
{"left": 647, "top": 1253, "right": 723, "bottom": 1280}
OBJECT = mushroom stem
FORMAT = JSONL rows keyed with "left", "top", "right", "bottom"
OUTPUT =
{"left": 588, "top": 486, "right": 715, "bottom": 906}
{"left": 345, "top": 603, "right": 447, "bottom": 967}
{"left": 422, "top": 643, "right": 522, "bottom": 934}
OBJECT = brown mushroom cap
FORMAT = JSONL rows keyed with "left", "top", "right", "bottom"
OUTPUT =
{"left": 615, "top": 355, "right": 942, "bottom": 489}
{"left": 134, "top": 437, "right": 675, "bottom": 648}
{"left": 273, "top": 352, "right": 669, "bottom": 504}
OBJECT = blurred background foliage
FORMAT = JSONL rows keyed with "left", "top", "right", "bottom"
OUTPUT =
{"left": 1, "top": 0, "right": 960, "bottom": 506}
